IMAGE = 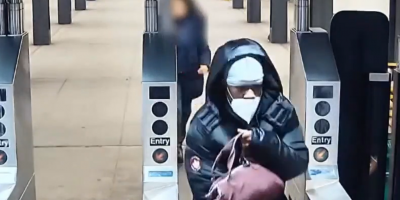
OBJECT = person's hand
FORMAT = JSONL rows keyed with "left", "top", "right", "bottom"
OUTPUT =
{"left": 198, "top": 65, "right": 208, "bottom": 74}
{"left": 369, "top": 156, "right": 378, "bottom": 175}
{"left": 238, "top": 129, "right": 252, "bottom": 147}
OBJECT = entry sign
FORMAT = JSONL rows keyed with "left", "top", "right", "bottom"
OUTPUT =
{"left": 150, "top": 137, "right": 171, "bottom": 146}
{"left": 0, "top": 139, "right": 9, "bottom": 147}
{"left": 312, "top": 136, "right": 332, "bottom": 145}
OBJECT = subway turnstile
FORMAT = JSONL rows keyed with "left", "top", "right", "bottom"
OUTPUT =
{"left": 286, "top": 28, "right": 350, "bottom": 200}
{"left": 142, "top": 0, "right": 179, "bottom": 200}
{"left": 0, "top": 0, "right": 37, "bottom": 199}
{"left": 285, "top": 0, "right": 350, "bottom": 199}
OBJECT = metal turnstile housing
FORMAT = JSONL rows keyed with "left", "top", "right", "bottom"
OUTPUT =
{"left": 286, "top": 28, "right": 350, "bottom": 200}
{"left": 0, "top": 34, "right": 36, "bottom": 200}
{"left": 142, "top": 33, "right": 178, "bottom": 200}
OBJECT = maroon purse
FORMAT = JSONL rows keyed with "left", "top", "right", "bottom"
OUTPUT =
{"left": 206, "top": 133, "right": 284, "bottom": 200}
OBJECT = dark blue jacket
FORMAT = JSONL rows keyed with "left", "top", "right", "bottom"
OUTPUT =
{"left": 176, "top": 13, "right": 211, "bottom": 74}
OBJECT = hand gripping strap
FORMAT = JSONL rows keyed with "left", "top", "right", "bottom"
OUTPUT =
{"left": 211, "top": 132, "right": 244, "bottom": 178}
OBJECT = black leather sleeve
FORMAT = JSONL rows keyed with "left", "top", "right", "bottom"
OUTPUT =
{"left": 248, "top": 96, "right": 309, "bottom": 181}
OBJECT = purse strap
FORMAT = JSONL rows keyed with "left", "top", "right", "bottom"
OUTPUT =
{"left": 211, "top": 132, "right": 244, "bottom": 177}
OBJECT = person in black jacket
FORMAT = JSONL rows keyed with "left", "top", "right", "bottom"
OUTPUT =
{"left": 184, "top": 38, "right": 309, "bottom": 200}
{"left": 171, "top": 0, "right": 211, "bottom": 163}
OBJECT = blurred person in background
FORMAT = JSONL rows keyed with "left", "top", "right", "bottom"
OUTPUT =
{"left": 171, "top": 0, "right": 211, "bottom": 163}
{"left": 184, "top": 38, "right": 309, "bottom": 200}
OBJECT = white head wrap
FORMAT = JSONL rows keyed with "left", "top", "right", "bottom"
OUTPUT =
{"left": 226, "top": 57, "right": 264, "bottom": 86}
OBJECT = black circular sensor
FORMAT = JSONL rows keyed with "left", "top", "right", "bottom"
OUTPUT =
{"left": 0, "top": 105, "right": 4, "bottom": 119}
{"left": 0, "top": 122, "right": 5, "bottom": 137}
{"left": 313, "top": 147, "right": 329, "bottom": 163}
{"left": 0, "top": 150, "right": 7, "bottom": 165}
{"left": 315, "top": 101, "right": 330, "bottom": 117}
{"left": 314, "top": 119, "right": 330, "bottom": 134}
{"left": 152, "top": 120, "right": 168, "bottom": 135}
{"left": 152, "top": 148, "right": 168, "bottom": 164}
{"left": 152, "top": 102, "right": 168, "bottom": 117}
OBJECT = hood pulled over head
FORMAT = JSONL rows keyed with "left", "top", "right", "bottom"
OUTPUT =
{"left": 206, "top": 38, "right": 283, "bottom": 110}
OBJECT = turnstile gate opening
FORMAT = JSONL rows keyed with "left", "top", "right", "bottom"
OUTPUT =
{"left": 0, "top": 0, "right": 37, "bottom": 199}
{"left": 330, "top": 11, "right": 391, "bottom": 200}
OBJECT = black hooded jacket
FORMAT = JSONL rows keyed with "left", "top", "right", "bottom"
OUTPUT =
{"left": 184, "top": 38, "right": 309, "bottom": 200}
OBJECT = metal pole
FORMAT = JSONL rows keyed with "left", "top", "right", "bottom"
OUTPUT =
{"left": 8, "top": 0, "right": 24, "bottom": 36}
{"left": 0, "top": 0, "right": 6, "bottom": 35}
{"left": 232, "top": 0, "right": 244, "bottom": 9}
{"left": 269, "top": 0, "right": 287, "bottom": 43}
{"left": 32, "top": 0, "right": 51, "bottom": 45}
{"left": 309, "top": 0, "right": 332, "bottom": 32}
{"left": 247, "top": 0, "right": 261, "bottom": 23}
{"left": 145, "top": 0, "right": 158, "bottom": 33}
{"left": 295, "top": 0, "right": 309, "bottom": 32}
{"left": 75, "top": 0, "right": 86, "bottom": 11}
{"left": 58, "top": 0, "right": 72, "bottom": 24}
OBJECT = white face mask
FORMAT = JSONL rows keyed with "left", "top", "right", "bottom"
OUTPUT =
{"left": 230, "top": 97, "right": 261, "bottom": 124}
